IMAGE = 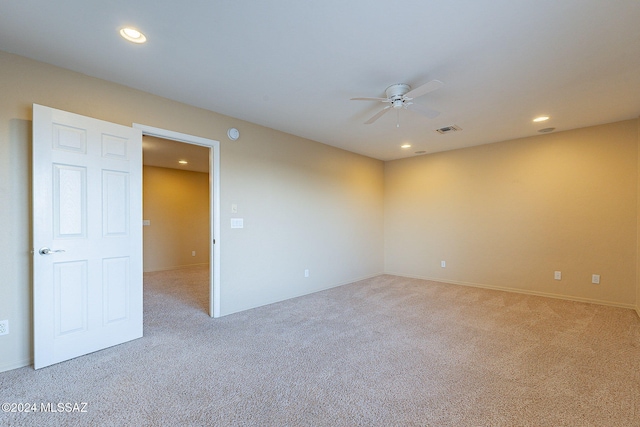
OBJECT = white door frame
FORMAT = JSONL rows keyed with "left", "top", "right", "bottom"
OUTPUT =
{"left": 133, "top": 124, "right": 221, "bottom": 318}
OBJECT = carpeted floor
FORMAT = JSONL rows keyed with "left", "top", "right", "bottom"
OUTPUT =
{"left": 2, "top": 266, "right": 640, "bottom": 426}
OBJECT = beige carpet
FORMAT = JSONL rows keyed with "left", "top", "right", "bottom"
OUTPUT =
{"left": 2, "top": 267, "right": 640, "bottom": 426}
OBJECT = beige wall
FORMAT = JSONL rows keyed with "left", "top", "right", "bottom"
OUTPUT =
{"left": 385, "top": 120, "right": 639, "bottom": 307}
{"left": 0, "top": 51, "right": 384, "bottom": 371}
{"left": 143, "top": 166, "right": 210, "bottom": 272}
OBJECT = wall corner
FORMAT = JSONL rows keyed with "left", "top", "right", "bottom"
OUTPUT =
{"left": 637, "top": 116, "right": 640, "bottom": 318}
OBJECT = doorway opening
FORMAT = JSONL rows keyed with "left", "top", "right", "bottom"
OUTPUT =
{"left": 134, "top": 124, "right": 220, "bottom": 318}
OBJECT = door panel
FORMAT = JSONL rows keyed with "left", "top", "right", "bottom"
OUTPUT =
{"left": 103, "top": 257, "right": 130, "bottom": 323}
{"left": 103, "top": 170, "right": 129, "bottom": 236}
{"left": 53, "top": 164, "right": 87, "bottom": 238}
{"left": 55, "top": 261, "right": 88, "bottom": 335}
{"left": 33, "top": 104, "right": 142, "bottom": 369}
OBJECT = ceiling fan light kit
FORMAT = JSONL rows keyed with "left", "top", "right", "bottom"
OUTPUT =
{"left": 351, "top": 80, "right": 444, "bottom": 127}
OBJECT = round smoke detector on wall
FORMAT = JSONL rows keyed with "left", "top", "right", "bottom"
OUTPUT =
{"left": 227, "top": 128, "right": 240, "bottom": 141}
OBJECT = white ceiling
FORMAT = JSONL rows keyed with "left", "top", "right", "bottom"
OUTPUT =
{"left": 2, "top": 0, "right": 639, "bottom": 161}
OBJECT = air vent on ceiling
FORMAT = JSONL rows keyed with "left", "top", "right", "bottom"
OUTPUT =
{"left": 435, "top": 125, "right": 462, "bottom": 134}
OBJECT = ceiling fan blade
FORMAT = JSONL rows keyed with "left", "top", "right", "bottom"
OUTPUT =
{"left": 406, "top": 103, "right": 440, "bottom": 119}
{"left": 351, "top": 97, "right": 389, "bottom": 102}
{"left": 405, "top": 80, "right": 444, "bottom": 99}
{"left": 364, "top": 106, "right": 392, "bottom": 124}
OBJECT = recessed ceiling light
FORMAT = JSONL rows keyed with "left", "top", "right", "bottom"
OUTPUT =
{"left": 120, "top": 27, "right": 147, "bottom": 44}
{"left": 401, "top": 144, "right": 412, "bottom": 149}
{"left": 178, "top": 160, "right": 188, "bottom": 165}
{"left": 533, "top": 116, "right": 550, "bottom": 122}
{"left": 414, "top": 151, "right": 427, "bottom": 155}
{"left": 538, "top": 127, "right": 556, "bottom": 133}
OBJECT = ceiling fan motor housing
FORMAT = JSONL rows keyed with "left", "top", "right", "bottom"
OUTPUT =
{"left": 385, "top": 83, "right": 411, "bottom": 99}
{"left": 386, "top": 84, "right": 411, "bottom": 109}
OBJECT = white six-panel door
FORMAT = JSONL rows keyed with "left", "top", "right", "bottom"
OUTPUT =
{"left": 33, "top": 104, "right": 143, "bottom": 369}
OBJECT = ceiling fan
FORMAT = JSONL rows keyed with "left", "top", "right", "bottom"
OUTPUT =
{"left": 351, "top": 80, "right": 444, "bottom": 127}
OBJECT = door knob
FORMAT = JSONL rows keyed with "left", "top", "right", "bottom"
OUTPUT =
{"left": 39, "top": 247, "right": 66, "bottom": 255}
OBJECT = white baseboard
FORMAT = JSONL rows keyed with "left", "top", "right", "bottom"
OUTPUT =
{"left": 0, "top": 357, "right": 32, "bottom": 373}
{"left": 385, "top": 272, "right": 637, "bottom": 311}
{"left": 221, "top": 272, "right": 385, "bottom": 317}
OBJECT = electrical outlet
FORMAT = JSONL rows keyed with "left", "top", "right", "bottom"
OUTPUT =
{"left": 441, "top": 261, "right": 446, "bottom": 268}
{"left": 0, "top": 320, "right": 8, "bottom": 336}
{"left": 192, "top": 251, "right": 196, "bottom": 257}
{"left": 554, "top": 271, "right": 562, "bottom": 280}
{"left": 592, "top": 274, "right": 600, "bottom": 284}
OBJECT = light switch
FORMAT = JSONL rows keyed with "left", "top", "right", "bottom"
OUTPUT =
{"left": 231, "top": 204, "right": 238, "bottom": 213}
{"left": 142, "top": 220, "right": 150, "bottom": 226}
{"left": 231, "top": 218, "right": 244, "bottom": 229}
